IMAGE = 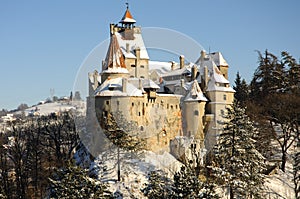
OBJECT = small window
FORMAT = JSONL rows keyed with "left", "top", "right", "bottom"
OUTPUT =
{"left": 140, "top": 126, "right": 144, "bottom": 131}
{"left": 141, "top": 65, "right": 144, "bottom": 68}
{"left": 194, "top": 110, "right": 199, "bottom": 116}
{"left": 117, "top": 101, "right": 120, "bottom": 105}
{"left": 138, "top": 112, "right": 141, "bottom": 116}
{"left": 106, "top": 101, "right": 109, "bottom": 105}
{"left": 131, "top": 64, "right": 136, "bottom": 67}
{"left": 132, "top": 102, "right": 134, "bottom": 107}
{"left": 140, "top": 76, "right": 144, "bottom": 78}
{"left": 223, "top": 94, "right": 227, "bottom": 100}
{"left": 176, "top": 105, "right": 178, "bottom": 109}
{"left": 167, "top": 104, "right": 169, "bottom": 109}
{"left": 170, "top": 105, "right": 173, "bottom": 109}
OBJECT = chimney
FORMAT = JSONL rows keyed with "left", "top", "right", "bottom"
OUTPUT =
{"left": 138, "top": 78, "right": 143, "bottom": 90}
{"left": 171, "top": 61, "right": 176, "bottom": 70}
{"left": 126, "top": 43, "right": 130, "bottom": 53}
{"left": 179, "top": 55, "right": 184, "bottom": 69}
{"left": 122, "top": 78, "right": 127, "bottom": 93}
{"left": 135, "top": 47, "right": 141, "bottom": 59}
{"left": 191, "top": 65, "right": 198, "bottom": 80}
{"left": 200, "top": 50, "right": 206, "bottom": 62}
{"left": 180, "top": 79, "right": 185, "bottom": 88}
{"left": 204, "top": 66, "right": 208, "bottom": 88}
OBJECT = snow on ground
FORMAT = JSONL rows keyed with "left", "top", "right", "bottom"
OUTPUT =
{"left": 22, "top": 102, "right": 75, "bottom": 116}
{"left": 77, "top": 143, "right": 297, "bottom": 199}
{"left": 88, "top": 148, "right": 182, "bottom": 198}
{"left": 264, "top": 161, "right": 295, "bottom": 199}
{"left": 17, "top": 100, "right": 86, "bottom": 116}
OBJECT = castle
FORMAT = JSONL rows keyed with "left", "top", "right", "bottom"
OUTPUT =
{"left": 87, "top": 6, "right": 235, "bottom": 160}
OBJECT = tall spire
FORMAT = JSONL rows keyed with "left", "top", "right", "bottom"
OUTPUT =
{"left": 120, "top": 3, "right": 136, "bottom": 24}
{"left": 103, "top": 34, "right": 126, "bottom": 70}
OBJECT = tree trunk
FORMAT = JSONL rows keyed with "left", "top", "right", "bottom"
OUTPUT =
{"left": 230, "top": 186, "right": 234, "bottom": 199}
{"left": 281, "top": 149, "right": 287, "bottom": 172}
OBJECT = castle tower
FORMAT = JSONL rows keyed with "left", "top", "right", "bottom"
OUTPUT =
{"left": 107, "top": 5, "right": 149, "bottom": 80}
{"left": 101, "top": 34, "right": 129, "bottom": 82}
{"left": 205, "top": 65, "right": 235, "bottom": 151}
{"left": 183, "top": 80, "right": 208, "bottom": 145}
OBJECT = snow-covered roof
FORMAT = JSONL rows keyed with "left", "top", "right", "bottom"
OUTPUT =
{"left": 149, "top": 61, "right": 176, "bottom": 72}
{"left": 161, "top": 66, "right": 191, "bottom": 77}
{"left": 184, "top": 80, "right": 208, "bottom": 102}
{"left": 95, "top": 77, "right": 143, "bottom": 97}
{"left": 101, "top": 67, "right": 129, "bottom": 74}
{"left": 211, "top": 65, "right": 229, "bottom": 84}
{"left": 174, "top": 80, "right": 192, "bottom": 90}
{"left": 142, "top": 79, "right": 160, "bottom": 89}
{"left": 197, "top": 57, "right": 229, "bottom": 84}
{"left": 115, "top": 31, "right": 149, "bottom": 59}
{"left": 209, "top": 52, "right": 228, "bottom": 66}
{"left": 127, "top": 78, "right": 160, "bottom": 90}
{"left": 207, "top": 79, "right": 235, "bottom": 92}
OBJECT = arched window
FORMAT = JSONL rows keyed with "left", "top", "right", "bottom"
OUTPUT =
{"left": 194, "top": 110, "right": 199, "bottom": 116}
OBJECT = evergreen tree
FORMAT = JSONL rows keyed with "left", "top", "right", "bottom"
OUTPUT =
{"left": 249, "top": 50, "right": 300, "bottom": 172}
{"left": 49, "top": 161, "right": 112, "bottom": 199}
{"left": 142, "top": 170, "right": 172, "bottom": 199}
{"left": 171, "top": 165, "right": 219, "bottom": 199}
{"left": 213, "top": 100, "right": 265, "bottom": 199}
{"left": 233, "top": 72, "right": 249, "bottom": 107}
{"left": 281, "top": 51, "right": 300, "bottom": 94}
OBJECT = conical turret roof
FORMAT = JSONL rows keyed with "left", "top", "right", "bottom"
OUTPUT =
{"left": 120, "top": 8, "right": 136, "bottom": 24}
{"left": 103, "top": 34, "right": 127, "bottom": 70}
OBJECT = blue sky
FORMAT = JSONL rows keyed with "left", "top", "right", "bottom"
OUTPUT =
{"left": 1, "top": 1, "right": 299, "bottom": 110}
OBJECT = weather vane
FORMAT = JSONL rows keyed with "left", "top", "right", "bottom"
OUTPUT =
{"left": 126, "top": 0, "right": 129, "bottom": 9}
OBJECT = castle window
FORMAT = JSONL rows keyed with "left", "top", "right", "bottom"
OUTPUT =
{"left": 130, "top": 75, "right": 134, "bottom": 78}
{"left": 106, "top": 101, "right": 109, "bottom": 105}
{"left": 138, "top": 112, "right": 141, "bottom": 116}
{"left": 140, "top": 126, "right": 144, "bottom": 131}
{"left": 141, "top": 65, "right": 144, "bottom": 68}
{"left": 140, "top": 76, "right": 144, "bottom": 78}
{"left": 131, "top": 64, "right": 136, "bottom": 67}
{"left": 104, "top": 111, "right": 108, "bottom": 117}
{"left": 167, "top": 104, "right": 169, "bottom": 109}
{"left": 117, "top": 101, "right": 120, "bottom": 105}
{"left": 194, "top": 110, "right": 199, "bottom": 116}
{"left": 132, "top": 102, "right": 134, "bottom": 107}
{"left": 223, "top": 94, "right": 227, "bottom": 100}
{"left": 170, "top": 105, "right": 173, "bottom": 109}
{"left": 176, "top": 105, "right": 178, "bottom": 109}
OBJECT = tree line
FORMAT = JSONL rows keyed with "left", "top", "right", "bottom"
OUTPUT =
{"left": 0, "top": 111, "right": 80, "bottom": 198}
